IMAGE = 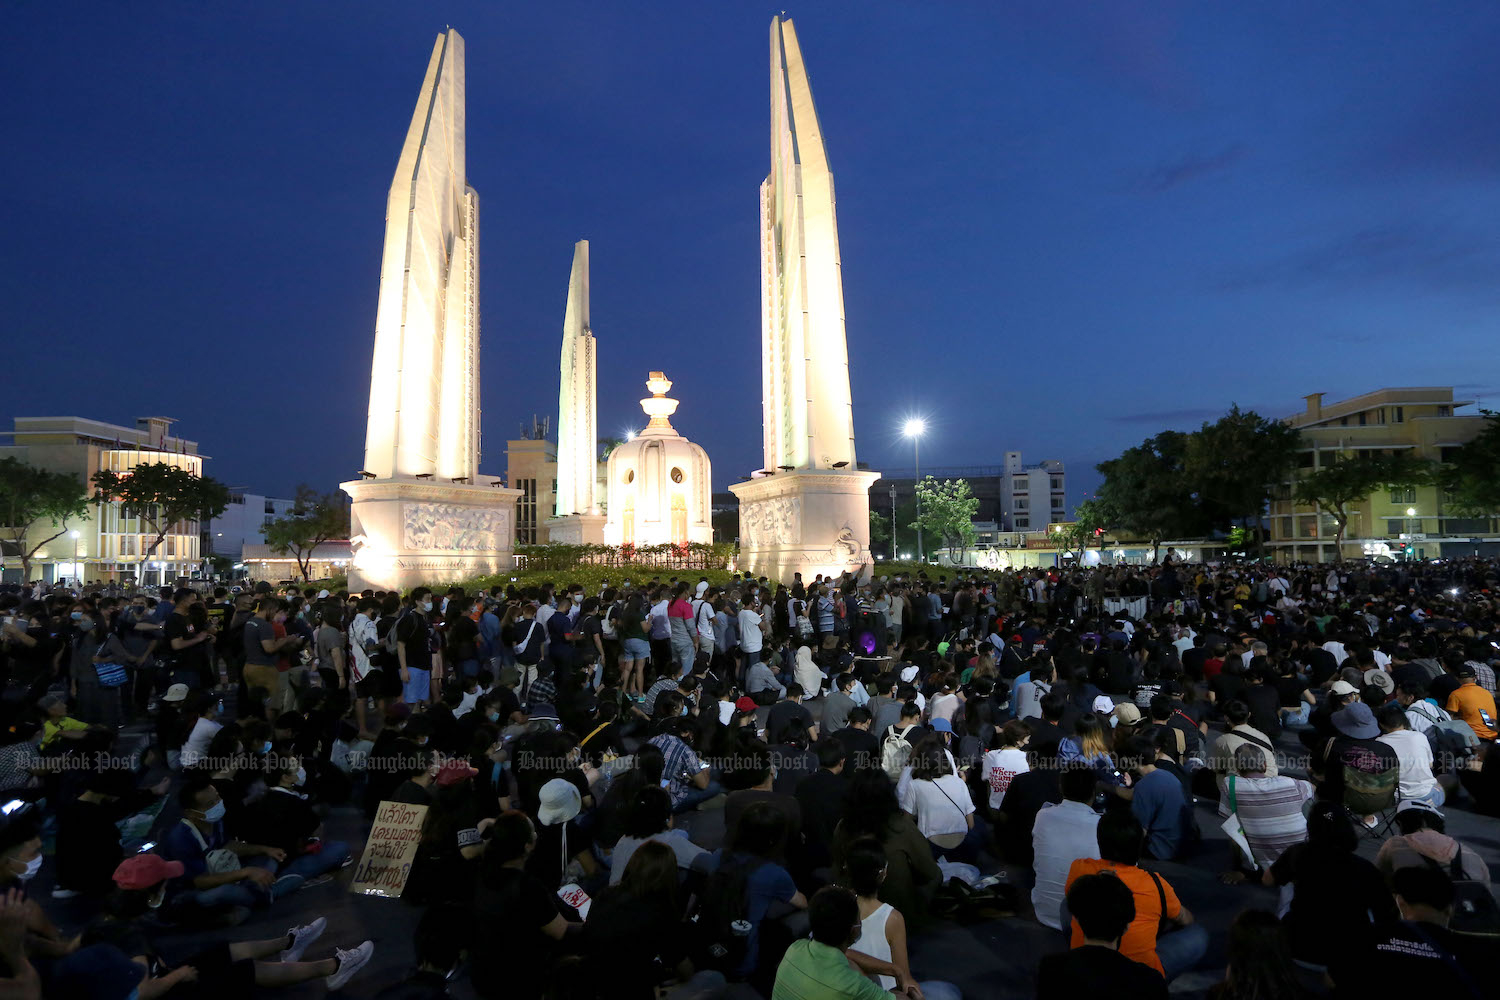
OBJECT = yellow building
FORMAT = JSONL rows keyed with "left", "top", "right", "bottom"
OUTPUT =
{"left": 1268, "top": 388, "right": 1499, "bottom": 563}
{"left": 504, "top": 437, "right": 557, "bottom": 546}
{"left": 0, "top": 416, "right": 206, "bottom": 585}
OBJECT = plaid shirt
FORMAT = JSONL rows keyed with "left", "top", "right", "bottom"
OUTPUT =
{"left": 643, "top": 676, "right": 678, "bottom": 714}
{"left": 1466, "top": 660, "right": 1496, "bottom": 695}
{"left": 648, "top": 733, "right": 702, "bottom": 807}
{"left": 525, "top": 674, "right": 556, "bottom": 712}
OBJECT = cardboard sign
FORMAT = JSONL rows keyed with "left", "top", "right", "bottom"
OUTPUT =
{"left": 349, "top": 800, "right": 428, "bottom": 897}
{"left": 558, "top": 882, "right": 592, "bottom": 920}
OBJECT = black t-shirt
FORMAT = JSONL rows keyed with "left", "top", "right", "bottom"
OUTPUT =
{"left": 164, "top": 612, "right": 209, "bottom": 674}
{"left": 1209, "top": 672, "right": 1248, "bottom": 708}
{"left": 1037, "top": 945, "right": 1167, "bottom": 1000}
{"left": 391, "top": 779, "right": 433, "bottom": 806}
{"left": 793, "top": 767, "right": 848, "bottom": 867}
{"left": 1271, "top": 844, "right": 1397, "bottom": 963}
{"left": 766, "top": 700, "right": 813, "bottom": 743}
{"left": 995, "top": 767, "right": 1062, "bottom": 866}
{"left": 580, "top": 889, "right": 686, "bottom": 1000}
{"left": 1329, "top": 920, "right": 1483, "bottom": 999}
{"left": 1244, "top": 684, "right": 1283, "bottom": 737}
{"left": 831, "top": 726, "right": 880, "bottom": 773}
{"left": 471, "top": 866, "right": 561, "bottom": 1000}
{"left": 1429, "top": 673, "right": 1461, "bottom": 706}
{"left": 1275, "top": 675, "right": 1309, "bottom": 708}
{"left": 396, "top": 613, "right": 434, "bottom": 670}
{"left": 55, "top": 799, "right": 124, "bottom": 894}
{"left": 242, "top": 788, "right": 320, "bottom": 855}
{"left": 525, "top": 817, "right": 593, "bottom": 891}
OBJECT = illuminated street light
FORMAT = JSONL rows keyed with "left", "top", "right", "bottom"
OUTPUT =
{"left": 903, "top": 419, "right": 927, "bottom": 562}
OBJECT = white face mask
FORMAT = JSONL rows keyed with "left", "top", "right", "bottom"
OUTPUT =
{"left": 13, "top": 854, "right": 41, "bottom": 881}
{"left": 421, "top": 601, "right": 434, "bottom": 614}
{"left": 147, "top": 888, "right": 165, "bottom": 909}
{"left": 294, "top": 766, "right": 307, "bottom": 787}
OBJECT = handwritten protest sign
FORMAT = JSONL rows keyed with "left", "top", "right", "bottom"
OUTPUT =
{"left": 349, "top": 800, "right": 427, "bottom": 897}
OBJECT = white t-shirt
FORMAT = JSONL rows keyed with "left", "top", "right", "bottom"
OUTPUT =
{"left": 737, "top": 609, "right": 763, "bottom": 653}
{"left": 181, "top": 717, "right": 222, "bottom": 768}
{"left": 900, "top": 773, "right": 973, "bottom": 840}
{"left": 928, "top": 692, "right": 959, "bottom": 724}
{"left": 693, "top": 600, "right": 716, "bottom": 644}
{"left": 349, "top": 613, "right": 377, "bottom": 681}
{"left": 1378, "top": 729, "right": 1438, "bottom": 800}
{"left": 983, "top": 747, "right": 1030, "bottom": 809}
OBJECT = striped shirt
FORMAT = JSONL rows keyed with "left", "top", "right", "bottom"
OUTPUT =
{"left": 1218, "top": 773, "right": 1313, "bottom": 866}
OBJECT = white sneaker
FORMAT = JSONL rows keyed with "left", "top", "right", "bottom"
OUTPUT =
{"left": 325, "top": 940, "right": 373, "bottom": 990}
{"left": 280, "top": 916, "right": 326, "bottom": 963}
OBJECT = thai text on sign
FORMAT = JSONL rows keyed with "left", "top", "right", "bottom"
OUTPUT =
{"left": 349, "top": 800, "right": 428, "bottom": 897}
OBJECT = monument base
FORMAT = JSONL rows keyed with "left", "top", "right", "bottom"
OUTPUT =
{"left": 730, "top": 468, "right": 881, "bottom": 584}
{"left": 545, "top": 513, "right": 607, "bottom": 545}
{"left": 341, "top": 476, "right": 522, "bottom": 593}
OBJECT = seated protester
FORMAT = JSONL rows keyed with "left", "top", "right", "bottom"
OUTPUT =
{"left": 843, "top": 840, "right": 962, "bottom": 1000}
{"left": 1242, "top": 661, "right": 1283, "bottom": 738}
{"left": 1207, "top": 655, "right": 1249, "bottom": 711}
{"left": 165, "top": 779, "right": 296, "bottom": 914}
{"left": 1300, "top": 679, "right": 1360, "bottom": 753}
{"left": 585, "top": 841, "right": 721, "bottom": 1000}
{"left": 1057, "top": 713, "right": 1122, "bottom": 786}
{"left": 767, "top": 684, "right": 818, "bottom": 747}
{"left": 1064, "top": 810, "right": 1207, "bottom": 982}
{"left": 982, "top": 720, "right": 1031, "bottom": 810}
{"left": 1444, "top": 662, "right": 1498, "bottom": 743}
{"left": 36, "top": 692, "right": 101, "bottom": 753}
{"left": 1314, "top": 701, "right": 1400, "bottom": 812}
{"left": 1396, "top": 679, "right": 1451, "bottom": 735}
{"left": 1148, "top": 694, "right": 1202, "bottom": 764}
{"left": 725, "top": 747, "right": 804, "bottom": 860}
{"left": 596, "top": 744, "right": 665, "bottom": 849}
{"left": 926, "top": 673, "right": 962, "bottom": 726}
{"left": 746, "top": 654, "right": 788, "bottom": 704}
{"left": 577, "top": 699, "right": 629, "bottom": 766}
{"left": 86, "top": 853, "right": 375, "bottom": 994}
{"left": 898, "top": 737, "right": 977, "bottom": 860}
{"left": 769, "top": 727, "right": 820, "bottom": 797}
{"left": 1268, "top": 802, "right": 1398, "bottom": 968}
{"left": 867, "top": 675, "right": 903, "bottom": 736}
{"left": 610, "top": 785, "right": 708, "bottom": 885}
{"left": 1119, "top": 734, "right": 1190, "bottom": 861}
{"left": 1031, "top": 765, "right": 1102, "bottom": 931}
{"left": 1377, "top": 702, "right": 1442, "bottom": 806}
{"left": 794, "top": 739, "right": 849, "bottom": 870}
{"left": 1208, "top": 700, "right": 1278, "bottom": 777}
{"left": 879, "top": 702, "right": 926, "bottom": 774}
{"left": 388, "top": 743, "right": 441, "bottom": 806}
{"left": 648, "top": 717, "right": 721, "bottom": 814}
{"left": 832, "top": 707, "right": 881, "bottom": 776}
{"left": 1328, "top": 865, "right": 1485, "bottom": 998}
{"left": 370, "top": 905, "right": 467, "bottom": 999}
{"left": 204, "top": 727, "right": 257, "bottom": 839}
{"left": 179, "top": 692, "right": 225, "bottom": 769}
{"left": 470, "top": 811, "right": 580, "bottom": 1000}
{"left": 1275, "top": 656, "right": 1316, "bottom": 728}
{"left": 1037, "top": 873, "right": 1168, "bottom": 1000}
{"left": 1026, "top": 691, "right": 1069, "bottom": 765}
{"left": 772, "top": 886, "right": 895, "bottom": 1000}
{"left": 1013, "top": 662, "right": 1054, "bottom": 721}
{"left": 237, "top": 757, "right": 352, "bottom": 883}
{"left": 831, "top": 770, "right": 943, "bottom": 933}
{"left": 703, "top": 801, "right": 808, "bottom": 984}
{"left": 526, "top": 778, "right": 598, "bottom": 892}
{"left": 52, "top": 767, "right": 136, "bottom": 898}
{"left": 1376, "top": 799, "right": 1491, "bottom": 887}
{"left": 822, "top": 675, "right": 858, "bottom": 736}
{"left": 406, "top": 761, "right": 490, "bottom": 906}
{"left": 1217, "top": 743, "right": 1312, "bottom": 878}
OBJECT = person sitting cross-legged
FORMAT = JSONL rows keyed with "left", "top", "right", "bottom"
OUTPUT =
{"left": 1037, "top": 872, "right": 1168, "bottom": 1000}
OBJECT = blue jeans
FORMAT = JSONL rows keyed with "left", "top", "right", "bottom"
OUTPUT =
{"left": 1156, "top": 922, "right": 1209, "bottom": 982}
{"left": 914, "top": 982, "right": 962, "bottom": 1000}
{"left": 1281, "top": 703, "right": 1311, "bottom": 728}
{"left": 672, "top": 779, "right": 724, "bottom": 814}
{"left": 1411, "top": 784, "right": 1445, "bottom": 807}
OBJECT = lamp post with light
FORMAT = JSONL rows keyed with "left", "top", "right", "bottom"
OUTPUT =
{"left": 1406, "top": 506, "right": 1417, "bottom": 559}
{"left": 903, "top": 419, "right": 926, "bottom": 563}
{"left": 68, "top": 529, "right": 80, "bottom": 586}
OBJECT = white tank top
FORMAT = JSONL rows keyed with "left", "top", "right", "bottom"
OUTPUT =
{"left": 854, "top": 902, "right": 896, "bottom": 990}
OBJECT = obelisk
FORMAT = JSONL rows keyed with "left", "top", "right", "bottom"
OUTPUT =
{"left": 730, "top": 16, "right": 878, "bottom": 583}
{"left": 343, "top": 28, "right": 520, "bottom": 592}
{"left": 546, "top": 240, "right": 605, "bottom": 544}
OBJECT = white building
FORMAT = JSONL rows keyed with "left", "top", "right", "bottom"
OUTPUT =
{"left": 209, "top": 492, "right": 296, "bottom": 562}
{"left": 999, "top": 451, "right": 1066, "bottom": 532}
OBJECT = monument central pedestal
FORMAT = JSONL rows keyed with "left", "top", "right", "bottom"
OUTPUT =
{"left": 730, "top": 468, "right": 879, "bottom": 583}
{"left": 545, "top": 513, "right": 606, "bottom": 545}
{"left": 343, "top": 476, "right": 521, "bottom": 593}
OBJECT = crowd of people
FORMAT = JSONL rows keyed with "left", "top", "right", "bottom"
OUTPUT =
{"left": 0, "top": 554, "right": 1497, "bottom": 998}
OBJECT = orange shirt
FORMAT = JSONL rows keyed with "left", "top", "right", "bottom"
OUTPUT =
{"left": 1064, "top": 858, "right": 1181, "bottom": 975}
{"left": 1446, "top": 681, "right": 1498, "bottom": 741}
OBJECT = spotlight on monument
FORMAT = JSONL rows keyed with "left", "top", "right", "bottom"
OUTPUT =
{"left": 625, "top": 429, "right": 638, "bottom": 442}
{"left": 831, "top": 461, "right": 849, "bottom": 469}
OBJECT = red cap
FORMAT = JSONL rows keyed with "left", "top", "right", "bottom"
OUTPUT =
{"left": 735, "top": 696, "right": 758, "bottom": 713}
{"left": 435, "top": 760, "right": 478, "bottom": 787}
{"left": 113, "top": 853, "right": 184, "bottom": 890}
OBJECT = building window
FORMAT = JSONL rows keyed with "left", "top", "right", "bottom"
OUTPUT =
{"left": 1298, "top": 515, "right": 1318, "bottom": 538}
{"left": 1013, "top": 478, "right": 1028, "bottom": 492}
{"left": 1278, "top": 516, "right": 1293, "bottom": 539}
{"left": 1051, "top": 496, "right": 1064, "bottom": 509}
{"left": 1358, "top": 411, "right": 1367, "bottom": 426}
{"left": 264, "top": 501, "right": 275, "bottom": 514}
{"left": 1393, "top": 406, "right": 1403, "bottom": 423}
{"left": 1050, "top": 477, "right": 1062, "bottom": 490}
{"left": 1438, "top": 405, "right": 1449, "bottom": 416}
{"left": 1389, "top": 487, "right": 1416, "bottom": 504}
{"left": 1386, "top": 519, "right": 1406, "bottom": 537}
{"left": 1377, "top": 408, "right": 1386, "bottom": 424}
{"left": 1297, "top": 451, "right": 1315, "bottom": 468}
{"left": 1016, "top": 499, "right": 1028, "bottom": 510}
{"left": 1015, "top": 518, "right": 1029, "bottom": 529}
{"left": 1442, "top": 517, "right": 1489, "bottom": 534}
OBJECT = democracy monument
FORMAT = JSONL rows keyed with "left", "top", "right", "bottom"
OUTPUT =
{"left": 345, "top": 17, "right": 876, "bottom": 588}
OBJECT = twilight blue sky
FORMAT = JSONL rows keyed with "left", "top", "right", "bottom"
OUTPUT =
{"left": 4, "top": 1, "right": 1499, "bottom": 505}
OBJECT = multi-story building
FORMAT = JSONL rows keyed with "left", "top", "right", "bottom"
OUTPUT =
{"left": 208, "top": 492, "right": 297, "bottom": 563}
{"left": 0, "top": 416, "right": 206, "bottom": 585}
{"left": 505, "top": 438, "right": 558, "bottom": 546}
{"left": 868, "top": 452, "right": 1067, "bottom": 550}
{"left": 1268, "top": 387, "right": 1500, "bottom": 562}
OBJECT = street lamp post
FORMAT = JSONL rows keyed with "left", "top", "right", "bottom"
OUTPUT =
{"left": 68, "top": 530, "right": 79, "bottom": 586}
{"left": 903, "top": 419, "right": 926, "bottom": 563}
{"left": 1406, "top": 506, "right": 1417, "bottom": 559}
{"left": 889, "top": 484, "right": 897, "bottom": 560}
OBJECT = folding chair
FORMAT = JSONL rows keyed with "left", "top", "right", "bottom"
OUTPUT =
{"left": 1342, "top": 763, "right": 1399, "bottom": 839}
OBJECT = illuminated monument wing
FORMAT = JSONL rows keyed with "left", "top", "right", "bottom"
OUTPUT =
{"left": 343, "top": 28, "right": 520, "bottom": 592}
{"left": 546, "top": 240, "right": 605, "bottom": 544}
{"left": 730, "top": 16, "right": 878, "bottom": 583}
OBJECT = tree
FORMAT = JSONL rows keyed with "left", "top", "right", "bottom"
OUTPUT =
{"left": 1293, "top": 452, "right": 1433, "bottom": 556}
{"left": 0, "top": 457, "right": 90, "bottom": 582}
{"left": 868, "top": 510, "right": 892, "bottom": 552}
{"left": 264, "top": 486, "right": 351, "bottom": 582}
{"left": 1442, "top": 410, "right": 1500, "bottom": 517}
{"left": 911, "top": 478, "right": 979, "bottom": 560}
{"left": 599, "top": 437, "right": 625, "bottom": 460}
{"left": 1184, "top": 406, "right": 1302, "bottom": 547}
{"left": 1096, "top": 431, "right": 1209, "bottom": 561}
{"left": 1049, "top": 499, "right": 1112, "bottom": 563}
{"left": 90, "top": 463, "right": 230, "bottom": 571}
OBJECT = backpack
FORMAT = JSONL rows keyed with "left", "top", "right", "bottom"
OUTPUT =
{"left": 1427, "top": 719, "right": 1481, "bottom": 772}
{"left": 1426, "top": 852, "right": 1500, "bottom": 939}
{"left": 881, "top": 724, "right": 918, "bottom": 779}
{"left": 514, "top": 619, "right": 544, "bottom": 666}
{"left": 692, "top": 855, "right": 768, "bottom": 974}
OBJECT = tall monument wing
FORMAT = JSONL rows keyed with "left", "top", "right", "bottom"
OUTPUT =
{"left": 363, "top": 28, "right": 480, "bottom": 482}
{"left": 555, "top": 240, "right": 598, "bottom": 517}
{"left": 762, "top": 16, "right": 856, "bottom": 473}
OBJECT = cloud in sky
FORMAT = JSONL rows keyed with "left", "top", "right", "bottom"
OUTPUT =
{"left": 1141, "top": 143, "right": 1248, "bottom": 193}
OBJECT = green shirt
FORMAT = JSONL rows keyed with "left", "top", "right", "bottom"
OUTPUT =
{"left": 772, "top": 940, "right": 890, "bottom": 1000}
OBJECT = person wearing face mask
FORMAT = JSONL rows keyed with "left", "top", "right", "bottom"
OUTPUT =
{"left": 163, "top": 588, "right": 216, "bottom": 692}
{"left": 0, "top": 811, "right": 75, "bottom": 952}
{"left": 179, "top": 692, "right": 224, "bottom": 769}
{"left": 164, "top": 779, "right": 296, "bottom": 917}
{"left": 242, "top": 598, "right": 304, "bottom": 721}
{"left": 471, "top": 811, "right": 579, "bottom": 999}
{"left": 0, "top": 602, "right": 58, "bottom": 696}
{"left": 69, "top": 603, "right": 118, "bottom": 728}
{"left": 239, "top": 759, "right": 352, "bottom": 885}
{"left": 397, "top": 587, "right": 437, "bottom": 706}
{"left": 83, "top": 852, "right": 375, "bottom": 994}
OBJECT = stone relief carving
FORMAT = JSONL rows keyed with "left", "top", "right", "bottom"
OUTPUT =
{"left": 742, "top": 495, "right": 801, "bottom": 548}
{"left": 826, "top": 525, "right": 861, "bottom": 566}
{"left": 403, "top": 503, "right": 510, "bottom": 552}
